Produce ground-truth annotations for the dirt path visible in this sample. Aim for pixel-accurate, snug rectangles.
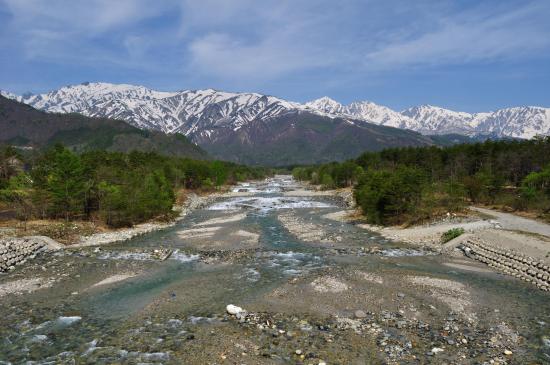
[356,219,497,247]
[470,206,550,237]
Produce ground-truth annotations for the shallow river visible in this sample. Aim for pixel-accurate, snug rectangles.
[0,176,549,364]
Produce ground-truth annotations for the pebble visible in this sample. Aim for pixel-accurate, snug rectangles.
[354,310,367,319]
[503,349,513,356]
[226,304,244,315]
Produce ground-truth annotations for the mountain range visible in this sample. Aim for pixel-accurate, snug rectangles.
[0,95,207,159]
[3,82,549,140]
[305,98,550,139]
[2,82,549,165]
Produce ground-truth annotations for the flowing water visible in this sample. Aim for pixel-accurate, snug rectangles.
[0,176,549,364]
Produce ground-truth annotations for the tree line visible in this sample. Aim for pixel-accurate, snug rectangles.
[0,144,269,227]
[293,137,550,225]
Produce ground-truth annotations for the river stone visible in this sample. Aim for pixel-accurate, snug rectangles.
[226,304,244,315]
[396,320,407,329]
[354,310,367,319]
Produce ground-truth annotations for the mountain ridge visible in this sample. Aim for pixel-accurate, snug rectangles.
[2,82,548,140]
[1,83,437,165]
[0,95,208,159]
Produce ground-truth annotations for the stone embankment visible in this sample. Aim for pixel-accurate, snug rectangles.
[0,236,62,273]
[459,239,550,292]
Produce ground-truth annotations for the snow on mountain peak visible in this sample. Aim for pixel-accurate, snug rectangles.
[305,97,417,129]
[305,96,343,113]
[2,83,549,140]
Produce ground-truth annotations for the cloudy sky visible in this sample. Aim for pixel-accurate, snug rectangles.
[0,0,549,111]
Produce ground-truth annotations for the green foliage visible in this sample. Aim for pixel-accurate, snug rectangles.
[320,173,334,189]
[293,161,363,188]
[519,164,550,212]
[298,137,550,225]
[0,173,33,222]
[355,167,426,225]
[0,144,270,228]
[521,165,550,197]
[441,228,465,243]
[0,145,21,189]
[97,181,127,227]
[32,144,88,220]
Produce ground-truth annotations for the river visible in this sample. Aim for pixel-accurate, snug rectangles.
[0,176,548,364]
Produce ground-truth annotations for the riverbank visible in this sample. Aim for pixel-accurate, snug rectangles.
[322,202,550,294]
[0,188,239,250]
[74,191,224,248]
[1,176,549,364]
[355,209,550,260]
[0,188,237,274]
[323,202,550,257]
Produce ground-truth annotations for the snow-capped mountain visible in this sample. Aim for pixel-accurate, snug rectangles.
[305,97,421,130]
[401,105,479,135]
[1,82,300,138]
[400,104,550,139]
[306,97,550,139]
[1,82,437,165]
[2,82,549,140]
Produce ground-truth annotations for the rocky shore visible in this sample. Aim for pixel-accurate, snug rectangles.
[1,176,549,364]
[0,236,62,273]
[0,191,225,273]
[221,303,518,364]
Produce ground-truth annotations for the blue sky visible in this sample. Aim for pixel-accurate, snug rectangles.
[0,0,549,112]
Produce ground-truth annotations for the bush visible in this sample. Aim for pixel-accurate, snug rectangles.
[441,228,465,243]
[354,166,426,225]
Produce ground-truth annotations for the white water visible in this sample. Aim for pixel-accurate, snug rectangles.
[208,196,333,212]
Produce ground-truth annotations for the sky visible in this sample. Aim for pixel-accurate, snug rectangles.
[0,0,549,112]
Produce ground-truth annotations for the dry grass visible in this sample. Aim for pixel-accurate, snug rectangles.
[0,219,100,244]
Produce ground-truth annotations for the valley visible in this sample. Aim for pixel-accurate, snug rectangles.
[2,1,550,364]
[0,176,549,364]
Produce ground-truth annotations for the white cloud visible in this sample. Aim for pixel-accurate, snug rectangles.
[183,0,345,83]
[363,1,550,69]
[188,31,333,81]
[1,0,549,88]
[183,0,550,84]
[1,0,176,65]
[3,0,166,34]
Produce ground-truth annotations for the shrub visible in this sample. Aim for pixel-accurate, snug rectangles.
[441,227,465,243]
[355,166,426,225]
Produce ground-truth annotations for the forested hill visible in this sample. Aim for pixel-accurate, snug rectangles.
[293,137,550,225]
[0,95,207,159]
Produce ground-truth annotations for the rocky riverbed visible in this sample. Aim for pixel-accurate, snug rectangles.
[0,176,549,364]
